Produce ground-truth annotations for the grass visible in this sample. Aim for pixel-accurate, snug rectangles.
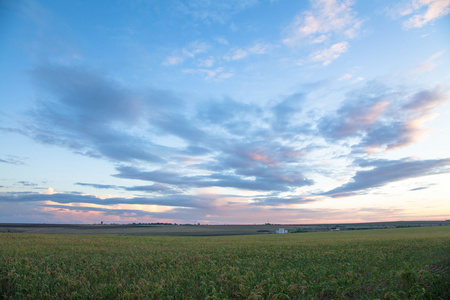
[1,226,449,299]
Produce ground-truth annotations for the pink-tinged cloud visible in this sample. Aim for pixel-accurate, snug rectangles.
[380,87,449,151]
[338,100,390,137]
[402,0,450,29]
[413,51,444,75]
[320,84,448,154]
[403,86,448,113]
[378,87,448,151]
[283,0,362,46]
[310,41,350,65]
[247,151,280,166]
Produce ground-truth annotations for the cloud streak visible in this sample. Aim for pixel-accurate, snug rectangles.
[113,164,314,193]
[323,157,450,197]
[0,155,26,165]
[0,191,205,208]
[75,182,178,194]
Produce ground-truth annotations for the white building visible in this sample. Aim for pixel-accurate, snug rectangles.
[276,228,288,234]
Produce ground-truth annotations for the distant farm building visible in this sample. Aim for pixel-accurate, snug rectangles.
[276,228,288,234]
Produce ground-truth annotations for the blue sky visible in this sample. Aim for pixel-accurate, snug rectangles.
[1,0,449,224]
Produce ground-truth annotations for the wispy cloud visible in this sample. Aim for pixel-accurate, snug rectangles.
[250,196,316,206]
[409,184,435,191]
[283,0,362,46]
[17,181,38,187]
[225,48,249,60]
[323,157,450,198]
[182,67,234,80]
[75,182,178,194]
[309,41,349,66]
[175,0,259,24]
[224,43,269,61]
[413,51,445,75]
[0,155,26,165]
[391,0,450,29]
[163,56,184,66]
[197,56,215,67]
[163,41,210,66]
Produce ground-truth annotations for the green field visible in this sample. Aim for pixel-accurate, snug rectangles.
[1,227,449,299]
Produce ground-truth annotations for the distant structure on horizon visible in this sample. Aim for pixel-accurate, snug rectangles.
[276,228,288,234]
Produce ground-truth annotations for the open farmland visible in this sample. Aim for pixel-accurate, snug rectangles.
[1,227,449,299]
[0,221,448,236]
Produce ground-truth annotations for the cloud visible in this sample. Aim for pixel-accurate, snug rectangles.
[224,43,269,61]
[250,196,316,206]
[125,184,177,193]
[43,187,55,195]
[409,186,430,191]
[0,155,26,165]
[362,86,448,152]
[165,40,268,79]
[319,83,449,154]
[163,41,210,66]
[175,0,258,24]
[271,92,307,132]
[247,43,268,54]
[413,51,444,75]
[75,182,119,190]
[323,157,450,197]
[319,88,392,140]
[215,37,229,45]
[75,182,177,194]
[309,41,349,65]
[12,62,450,217]
[26,64,208,163]
[197,97,262,135]
[17,181,38,187]
[45,204,160,218]
[113,164,314,193]
[283,0,362,46]
[225,48,248,60]
[400,0,450,29]
[19,63,319,197]
[183,67,234,80]
[0,196,409,224]
[163,56,184,66]
[0,191,205,208]
[197,56,215,67]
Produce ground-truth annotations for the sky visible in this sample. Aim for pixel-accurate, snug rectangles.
[1,0,449,225]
